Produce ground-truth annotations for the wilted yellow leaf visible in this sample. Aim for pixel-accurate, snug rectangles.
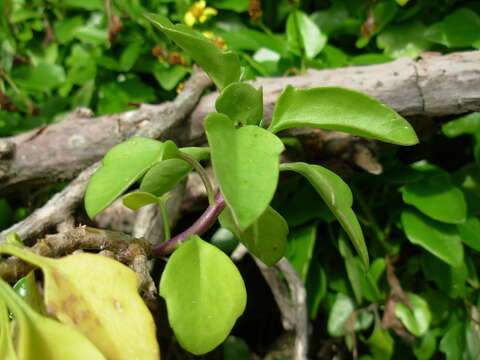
[0,244,160,360]
[0,278,105,360]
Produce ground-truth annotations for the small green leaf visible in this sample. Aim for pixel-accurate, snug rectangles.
[122,192,159,211]
[180,147,210,162]
[140,158,191,197]
[281,162,369,268]
[290,10,327,59]
[206,113,284,230]
[327,293,355,337]
[366,321,394,360]
[154,65,188,91]
[401,209,464,267]
[395,293,431,337]
[442,112,480,137]
[159,236,246,355]
[439,322,464,360]
[13,271,45,315]
[145,14,241,89]
[377,21,432,59]
[413,331,437,360]
[400,169,467,224]
[119,42,143,72]
[12,62,66,91]
[285,224,317,281]
[85,137,167,217]
[269,86,418,146]
[220,206,288,266]
[457,216,480,251]
[215,82,263,126]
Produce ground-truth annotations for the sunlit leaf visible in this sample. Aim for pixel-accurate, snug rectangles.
[122,192,159,210]
[85,137,173,217]
[328,293,354,337]
[281,162,369,268]
[206,113,284,230]
[220,205,288,266]
[288,10,327,59]
[145,14,241,89]
[140,158,191,197]
[159,236,246,355]
[215,82,263,126]
[442,112,480,138]
[268,86,418,146]
[0,244,160,360]
[401,209,464,267]
[0,278,106,360]
[395,293,431,337]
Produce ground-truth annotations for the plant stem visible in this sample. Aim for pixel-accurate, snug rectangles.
[152,192,225,257]
[179,152,215,205]
[158,195,171,242]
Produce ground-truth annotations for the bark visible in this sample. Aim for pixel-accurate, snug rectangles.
[0,51,478,193]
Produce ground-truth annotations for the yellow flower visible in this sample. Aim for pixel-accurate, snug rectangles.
[184,1,218,27]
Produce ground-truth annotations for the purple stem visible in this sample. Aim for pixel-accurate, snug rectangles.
[152,192,226,257]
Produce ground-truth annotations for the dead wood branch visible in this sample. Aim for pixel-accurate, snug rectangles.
[0,51,478,193]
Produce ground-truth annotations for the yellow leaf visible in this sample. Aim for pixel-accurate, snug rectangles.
[0,298,18,360]
[0,278,105,360]
[0,244,160,360]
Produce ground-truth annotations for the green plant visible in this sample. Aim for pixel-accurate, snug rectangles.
[81,14,417,355]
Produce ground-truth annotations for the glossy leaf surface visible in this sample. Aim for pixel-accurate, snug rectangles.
[206,113,284,230]
[140,158,191,197]
[0,278,106,360]
[281,162,368,268]
[401,209,464,267]
[215,82,263,126]
[395,293,431,337]
[269,86,418,146]
[145,14,241,89]
[159,236,246,355]
[220,205,288,266]
[85,137,166,217]
[122,192,159,210]
[0,244,160,360]
[401,170,466,224]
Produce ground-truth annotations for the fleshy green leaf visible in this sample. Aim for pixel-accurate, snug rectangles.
[206,113,284,230]
[285,224,317,281]
[400,169,467,224]
[85,137,172,217]
[366,320,394,360]
[0,278,106,360]
[145,14,241,89]
[215,82,263,126]
[457,216,480,251]
[401,209,464,267]
[122,192,159,210]
[180,147,210,162]
[281,162,369,268]
[140,158,191,197]
[0,244,160,360]
[159,236,246,355]
[327,293,355,337]
[413,331,437,360]
[289,10,327,59]
[442,112,480,138]
[439,322,465,359]
[395,293,431,337]
[268,86,418,146]
[220,205,288,266]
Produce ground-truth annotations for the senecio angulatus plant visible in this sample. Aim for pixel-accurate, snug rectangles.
[84,14,419,355]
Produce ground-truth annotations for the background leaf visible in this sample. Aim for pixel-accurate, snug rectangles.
[215,82,263,126]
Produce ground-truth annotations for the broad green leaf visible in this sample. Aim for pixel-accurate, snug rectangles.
[400,170,467,224]
[327,293,354,337]
[12,62,66,91]
[401,209,464,267]
[85,137,168,217]
[159,236,246,355]
[0,244,160,360]
[413,331,437,360]
[215,82,263,126]
[269,86,418,146]
[0,278,106,360]
[425,8,480,48]
[220,206,288,266]
[290,10,327,59]
[395,293,431,337]
[285,224,317,281]
[377,21,432,59]
[140,158,191,197]
[0,298,17,360]
[206,113,284,230]
[13,271,45,315]
[122,192,159,211]
[145,14,241,89]
[457,216,480,251]
[442,112,480,138]
[366,321,394,360]
[281,162,369,268]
